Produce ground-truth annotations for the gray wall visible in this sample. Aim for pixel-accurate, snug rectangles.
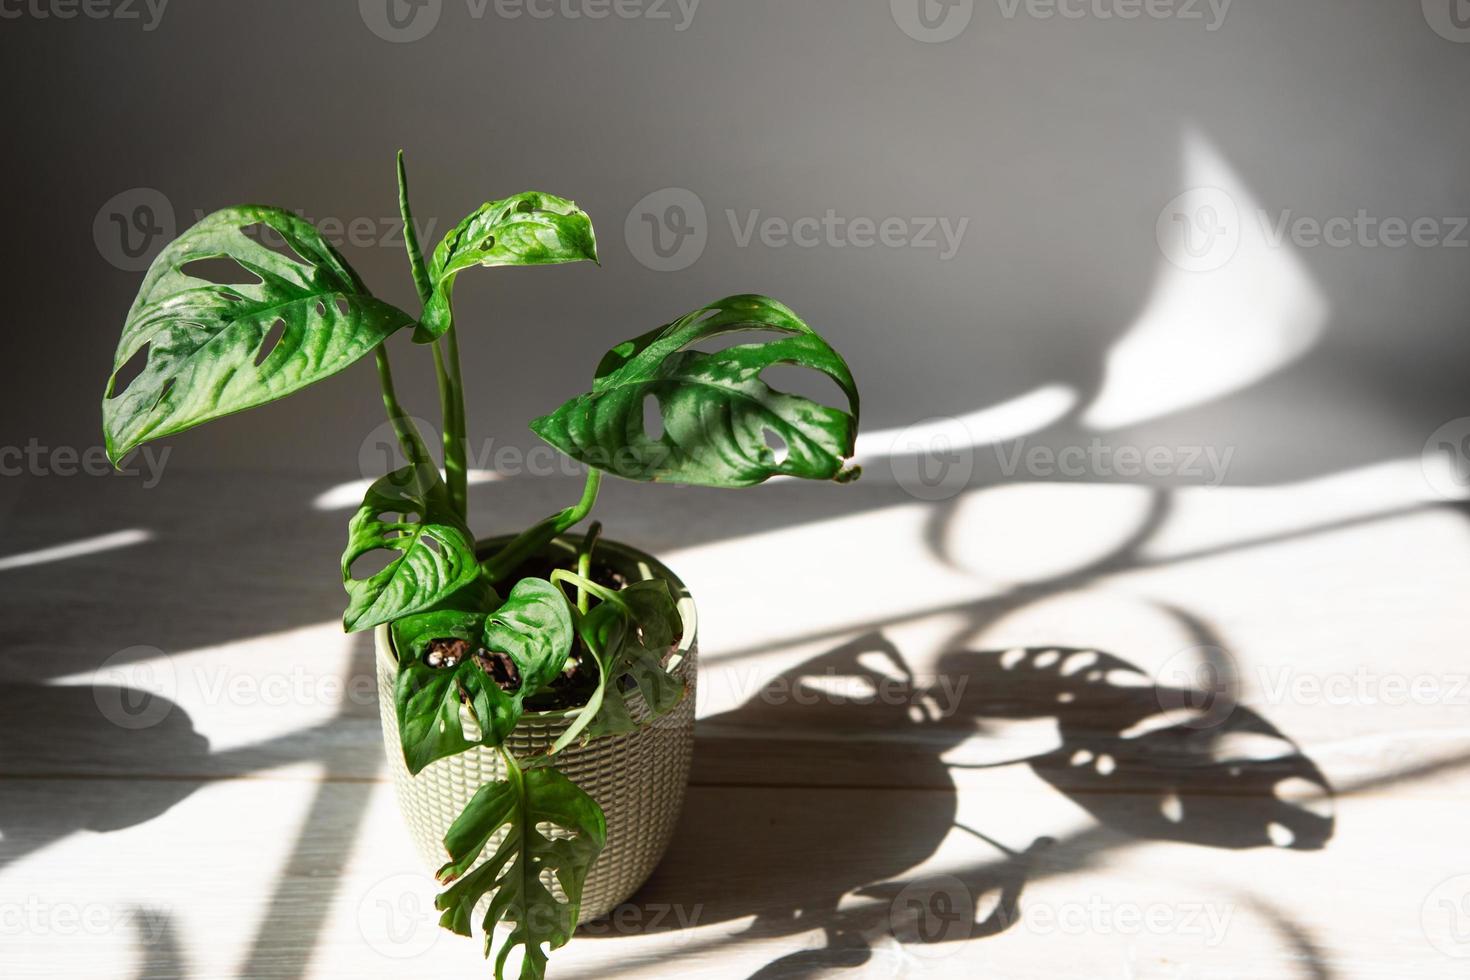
[3,0,1468,486]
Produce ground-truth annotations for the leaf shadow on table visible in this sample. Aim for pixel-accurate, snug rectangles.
[576,631,1336,980]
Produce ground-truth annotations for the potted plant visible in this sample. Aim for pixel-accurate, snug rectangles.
[100,154,861,978]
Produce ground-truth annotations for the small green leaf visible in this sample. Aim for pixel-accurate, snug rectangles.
[531,294,860,487]
[341,465,481,632]
[103,206,414,463]
[390,578,574,773]
[435,761,606,980]
[483,577,576,697]
[417,192,597,342]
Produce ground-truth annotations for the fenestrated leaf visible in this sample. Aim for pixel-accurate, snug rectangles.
[341,465,481,632]
[435,762,606,980]
[417,192,597,342]
[390,578,574,774]
[103,206,414,463]
[393,608,506,775]
[530,294,860,487]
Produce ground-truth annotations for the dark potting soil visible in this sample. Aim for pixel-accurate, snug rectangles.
[417,556,677,713]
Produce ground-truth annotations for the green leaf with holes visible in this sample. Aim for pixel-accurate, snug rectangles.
[391,577,574,773]
[417,192,598,342]
[341,465,482,633]
[435,761,606,980]
[531,294,861,487]
[102,206,414,464]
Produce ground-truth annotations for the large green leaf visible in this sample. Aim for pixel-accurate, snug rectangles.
[417,192,597,342]
[435,762,606,980]
[341,465,481,632]
[391,577,574,774]
[103,206,414,463]
[531,294,861,487]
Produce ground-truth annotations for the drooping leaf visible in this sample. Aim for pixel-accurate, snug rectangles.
[531,294,860,487]
[341,465,481,632]
[585,580,685,738]
[552,579,686,751]
[435,762,607,980]
[417,192,597,342]
[103,206,414,463]
[391,578,574,774]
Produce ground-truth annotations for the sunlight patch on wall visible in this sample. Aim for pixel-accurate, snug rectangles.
[854,383,1077,469]
[312,469,502,510]
[1084,127,1329,430]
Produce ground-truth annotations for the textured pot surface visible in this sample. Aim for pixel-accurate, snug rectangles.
[374,534,698,924]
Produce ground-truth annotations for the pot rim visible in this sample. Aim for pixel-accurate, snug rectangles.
[373,532,698,722]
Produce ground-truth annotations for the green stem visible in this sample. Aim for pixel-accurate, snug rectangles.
[373,345,432,473]
[442,323,470,516]
[574,521,602,614]
[397,150,470,517]
[481,469,603,583]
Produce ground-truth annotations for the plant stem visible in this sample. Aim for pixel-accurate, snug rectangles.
[441,323,470,516]
[575,520,602,614]
[397,150,470,517]
[373,345,432,472]
[481,469,603,583]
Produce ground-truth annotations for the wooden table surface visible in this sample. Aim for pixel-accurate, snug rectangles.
[1,462,1466,979]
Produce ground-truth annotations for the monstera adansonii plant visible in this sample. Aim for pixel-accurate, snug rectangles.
[101,154,860,979]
